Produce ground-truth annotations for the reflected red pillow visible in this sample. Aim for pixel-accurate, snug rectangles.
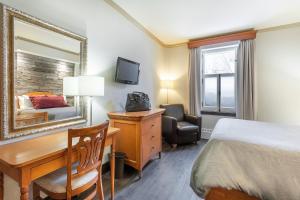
[30,96,68,109]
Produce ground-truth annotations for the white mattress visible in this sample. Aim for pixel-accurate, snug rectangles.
[190,118,300,200]
[20,106,78,120]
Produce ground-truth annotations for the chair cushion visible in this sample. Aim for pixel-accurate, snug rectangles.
[35,166,98,194]
[177,121,199,133]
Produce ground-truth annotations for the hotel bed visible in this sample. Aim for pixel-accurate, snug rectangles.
[17,92,78,121]
[191,118,300,200]
[19,106,78,120]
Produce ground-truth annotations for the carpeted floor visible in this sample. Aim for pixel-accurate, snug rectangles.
[100,140,207,200]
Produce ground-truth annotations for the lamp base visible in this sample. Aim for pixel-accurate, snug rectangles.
[89,96,93,126]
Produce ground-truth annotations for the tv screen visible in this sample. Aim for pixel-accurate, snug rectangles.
[115,57,140,85]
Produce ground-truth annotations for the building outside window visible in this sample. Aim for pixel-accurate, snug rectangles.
[201,43,238,115]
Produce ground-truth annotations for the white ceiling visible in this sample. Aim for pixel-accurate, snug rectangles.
[112,0,300,45]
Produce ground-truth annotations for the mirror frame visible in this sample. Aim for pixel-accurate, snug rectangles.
[0,4,87,140]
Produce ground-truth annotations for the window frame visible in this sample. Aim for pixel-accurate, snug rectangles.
[201,43,238,115]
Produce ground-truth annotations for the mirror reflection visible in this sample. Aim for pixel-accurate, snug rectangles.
[14,18,83,128]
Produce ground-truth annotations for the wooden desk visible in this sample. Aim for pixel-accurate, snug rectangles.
[0,127,119,200]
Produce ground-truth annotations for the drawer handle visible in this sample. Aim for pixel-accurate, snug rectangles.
[151,135,155,139]
[151,146,155,150]
[151,124,155,127]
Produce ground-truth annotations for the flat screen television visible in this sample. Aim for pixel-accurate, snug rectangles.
[115,57,140,85]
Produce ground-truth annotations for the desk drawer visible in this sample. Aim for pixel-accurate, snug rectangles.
[31,156,66,180]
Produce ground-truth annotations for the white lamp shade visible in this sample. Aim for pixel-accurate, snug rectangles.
[63,77,79,96]
[63,76,104,96]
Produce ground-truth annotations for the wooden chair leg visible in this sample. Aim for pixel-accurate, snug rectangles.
[67,191,72,200]
[33,183,41,200]
[0,172,3,200]
[97,175,104,200]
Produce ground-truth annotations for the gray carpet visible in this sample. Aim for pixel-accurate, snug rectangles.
[101,140,207,200]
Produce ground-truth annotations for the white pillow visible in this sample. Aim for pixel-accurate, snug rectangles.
[18,95,33,109]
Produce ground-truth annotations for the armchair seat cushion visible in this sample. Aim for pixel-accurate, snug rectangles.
[177,121,199,134]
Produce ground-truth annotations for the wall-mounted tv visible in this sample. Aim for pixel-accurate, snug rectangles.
[115,57,140,85]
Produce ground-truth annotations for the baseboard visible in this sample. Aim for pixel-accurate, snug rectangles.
[201,128,213,139]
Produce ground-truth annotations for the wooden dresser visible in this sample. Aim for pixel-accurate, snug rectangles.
[108,109,165,177]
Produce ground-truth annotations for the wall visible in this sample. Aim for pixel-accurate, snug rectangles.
[163,45,189,109]
[255,25,300,125]
[0,0,167,199]
[16,52,75,96]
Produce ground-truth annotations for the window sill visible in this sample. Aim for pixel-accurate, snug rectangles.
[201,111,236,117]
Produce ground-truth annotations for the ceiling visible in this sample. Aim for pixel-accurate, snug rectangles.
[15,19,80,53]
[112,0,300,45]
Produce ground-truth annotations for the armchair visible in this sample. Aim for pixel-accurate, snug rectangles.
[160,104,201,147]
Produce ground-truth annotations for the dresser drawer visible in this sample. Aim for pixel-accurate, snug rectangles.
[142,141,160,166]
[149,136,161,156]
[142,129,161,166]
[142,115,161,135]
[143,131,161,148]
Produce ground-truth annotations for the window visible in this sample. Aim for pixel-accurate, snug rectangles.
[201,44,238,114]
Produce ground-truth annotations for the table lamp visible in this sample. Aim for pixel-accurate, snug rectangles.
[63,76,104,126]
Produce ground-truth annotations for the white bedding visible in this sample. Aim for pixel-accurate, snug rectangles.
[190,118,300,200]
[20,106,77,120]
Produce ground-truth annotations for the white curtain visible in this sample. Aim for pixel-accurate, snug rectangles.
[188,48,202,116]
[236,40,255,120]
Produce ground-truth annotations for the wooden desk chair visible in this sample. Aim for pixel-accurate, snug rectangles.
[33,122,109,200]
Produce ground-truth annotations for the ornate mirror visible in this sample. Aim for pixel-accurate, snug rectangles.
[0,4,87,139]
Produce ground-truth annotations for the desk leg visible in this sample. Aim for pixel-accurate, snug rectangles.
[20,169,30,200]
[0,172,3,200]
[20,187,29,200]
[110,137,116,200]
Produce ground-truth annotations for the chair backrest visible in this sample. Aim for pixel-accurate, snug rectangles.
[67,121,109,193]
[160,104,185,121]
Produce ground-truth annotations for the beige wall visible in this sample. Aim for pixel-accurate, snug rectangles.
[255,25,300,125]
[163,45,189,108]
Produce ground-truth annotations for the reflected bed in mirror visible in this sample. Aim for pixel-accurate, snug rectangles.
[14,18,82,128]
[0,4,87,139]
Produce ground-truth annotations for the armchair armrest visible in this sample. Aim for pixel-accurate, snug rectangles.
[162,116,177,136]
[184,114,202,126]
